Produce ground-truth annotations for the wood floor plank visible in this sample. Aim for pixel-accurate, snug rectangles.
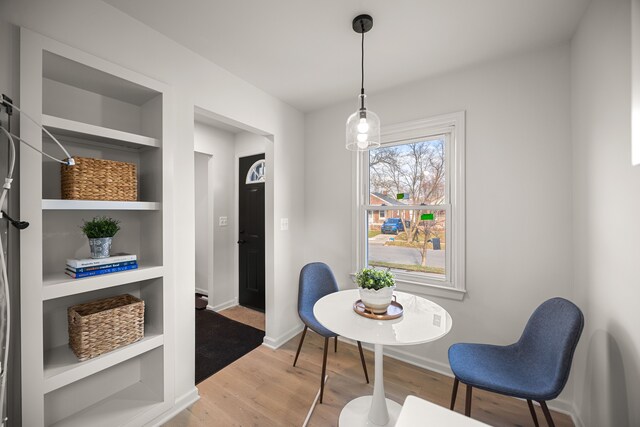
[166,315,574,427]
[218,306,265,331]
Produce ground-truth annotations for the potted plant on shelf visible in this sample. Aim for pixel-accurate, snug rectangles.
[355,267,396,314]
[81,216,121,259]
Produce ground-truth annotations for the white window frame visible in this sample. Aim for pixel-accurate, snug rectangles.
[352,111,466,300]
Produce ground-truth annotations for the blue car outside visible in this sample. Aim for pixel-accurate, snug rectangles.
[381,218,405,234]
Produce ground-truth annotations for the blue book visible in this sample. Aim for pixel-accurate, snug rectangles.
[67,261,138,273]
[65,263,138,279]
[66,253,137,268]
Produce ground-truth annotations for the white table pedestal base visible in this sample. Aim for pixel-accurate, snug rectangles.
[339,396,402,427]
[339,344,401,426]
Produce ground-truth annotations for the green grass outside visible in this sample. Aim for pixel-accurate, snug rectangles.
[369,261,445,275]
[368,230,381,238]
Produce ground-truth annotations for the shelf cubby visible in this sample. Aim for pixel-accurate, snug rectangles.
[44,333,164,393]
[42,210,162,281]
[41,135,161,203]
[42,50,162,140]
[44,347,165,427]
[42,278,164,358]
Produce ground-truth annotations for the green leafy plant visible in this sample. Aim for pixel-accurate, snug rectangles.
[355,268,395,291]
[81,216,121,239]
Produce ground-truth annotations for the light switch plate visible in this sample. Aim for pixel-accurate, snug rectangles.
[280,218,289,231]
[219,216,228,226]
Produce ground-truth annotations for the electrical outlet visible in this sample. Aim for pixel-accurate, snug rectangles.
[280,218,289,231]
[219,216,228,227]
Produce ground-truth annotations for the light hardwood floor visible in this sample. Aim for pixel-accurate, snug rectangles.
[166,323,574,427]
[218,305,265,331]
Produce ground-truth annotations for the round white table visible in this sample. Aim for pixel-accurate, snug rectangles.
[314,289,452,427]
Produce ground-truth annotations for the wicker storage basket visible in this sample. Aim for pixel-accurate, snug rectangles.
[68,294,144,361]
[61,156,137,201]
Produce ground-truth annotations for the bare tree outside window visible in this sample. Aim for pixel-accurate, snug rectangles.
[368,139,446,275]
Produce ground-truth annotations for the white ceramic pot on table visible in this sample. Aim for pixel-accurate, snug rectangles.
[358,285,395,314]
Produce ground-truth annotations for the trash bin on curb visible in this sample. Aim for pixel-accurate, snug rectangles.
[431,237,441,250]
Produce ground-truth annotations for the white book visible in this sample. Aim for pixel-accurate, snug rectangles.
[66,253,137,268]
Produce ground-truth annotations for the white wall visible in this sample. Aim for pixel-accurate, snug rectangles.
[235,131,267,157]
[194,123,236,311]
[305,44,576,407]
[0,0,305,422]
[194,152,211,295]
[571,0,640,425]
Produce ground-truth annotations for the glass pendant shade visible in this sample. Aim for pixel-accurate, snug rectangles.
[346,94,381,151]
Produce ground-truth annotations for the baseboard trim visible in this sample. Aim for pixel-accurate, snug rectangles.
[207,298,237,312]
[568,402,585,427]
[263,324,304,349]
[338,337,580,425]
[195,287,208,296]
[147,387,199,426]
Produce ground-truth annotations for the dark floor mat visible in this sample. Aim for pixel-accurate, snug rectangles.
[195,309,265,384]
[195,293,207,310]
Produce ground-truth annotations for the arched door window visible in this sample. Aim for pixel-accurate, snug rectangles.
[245,159,266,184]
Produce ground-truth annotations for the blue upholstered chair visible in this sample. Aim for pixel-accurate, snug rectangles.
[448,298,583,427]
[294,262,369,403]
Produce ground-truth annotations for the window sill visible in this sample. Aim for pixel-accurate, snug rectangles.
[349,273,466,301]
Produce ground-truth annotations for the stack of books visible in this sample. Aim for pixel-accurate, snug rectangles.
[65,253,138,279]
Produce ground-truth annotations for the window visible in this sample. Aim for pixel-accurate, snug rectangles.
[246,159,266,184]
[355,112,466,296]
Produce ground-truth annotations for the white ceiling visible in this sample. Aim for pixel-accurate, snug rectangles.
[104,0,590,112]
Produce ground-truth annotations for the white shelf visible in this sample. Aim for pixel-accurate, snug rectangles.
[44,334,164,393]
[42,265,164,301]
[50,381,163,427]
[43,199,161,211]
[42,114,160,149]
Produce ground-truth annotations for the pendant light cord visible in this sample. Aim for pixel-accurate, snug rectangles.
[360,26,366,110]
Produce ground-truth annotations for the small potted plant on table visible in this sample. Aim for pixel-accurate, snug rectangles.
[355,268,396,314]
[81,216,121,259]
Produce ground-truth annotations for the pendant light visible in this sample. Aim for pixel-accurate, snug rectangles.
[346,14,380,151]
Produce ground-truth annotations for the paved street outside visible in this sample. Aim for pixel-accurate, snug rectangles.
[368,234,445,269]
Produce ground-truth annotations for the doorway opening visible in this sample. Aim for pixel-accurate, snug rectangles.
[193,107,270,384]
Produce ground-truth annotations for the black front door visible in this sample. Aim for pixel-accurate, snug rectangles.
[238,154,265,311]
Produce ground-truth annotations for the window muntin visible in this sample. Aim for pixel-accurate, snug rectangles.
[245,159,266,184]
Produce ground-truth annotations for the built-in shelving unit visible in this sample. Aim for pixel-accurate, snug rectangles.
[20,28,173,427]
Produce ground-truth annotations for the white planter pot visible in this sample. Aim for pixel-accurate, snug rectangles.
[359,285,395,314]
